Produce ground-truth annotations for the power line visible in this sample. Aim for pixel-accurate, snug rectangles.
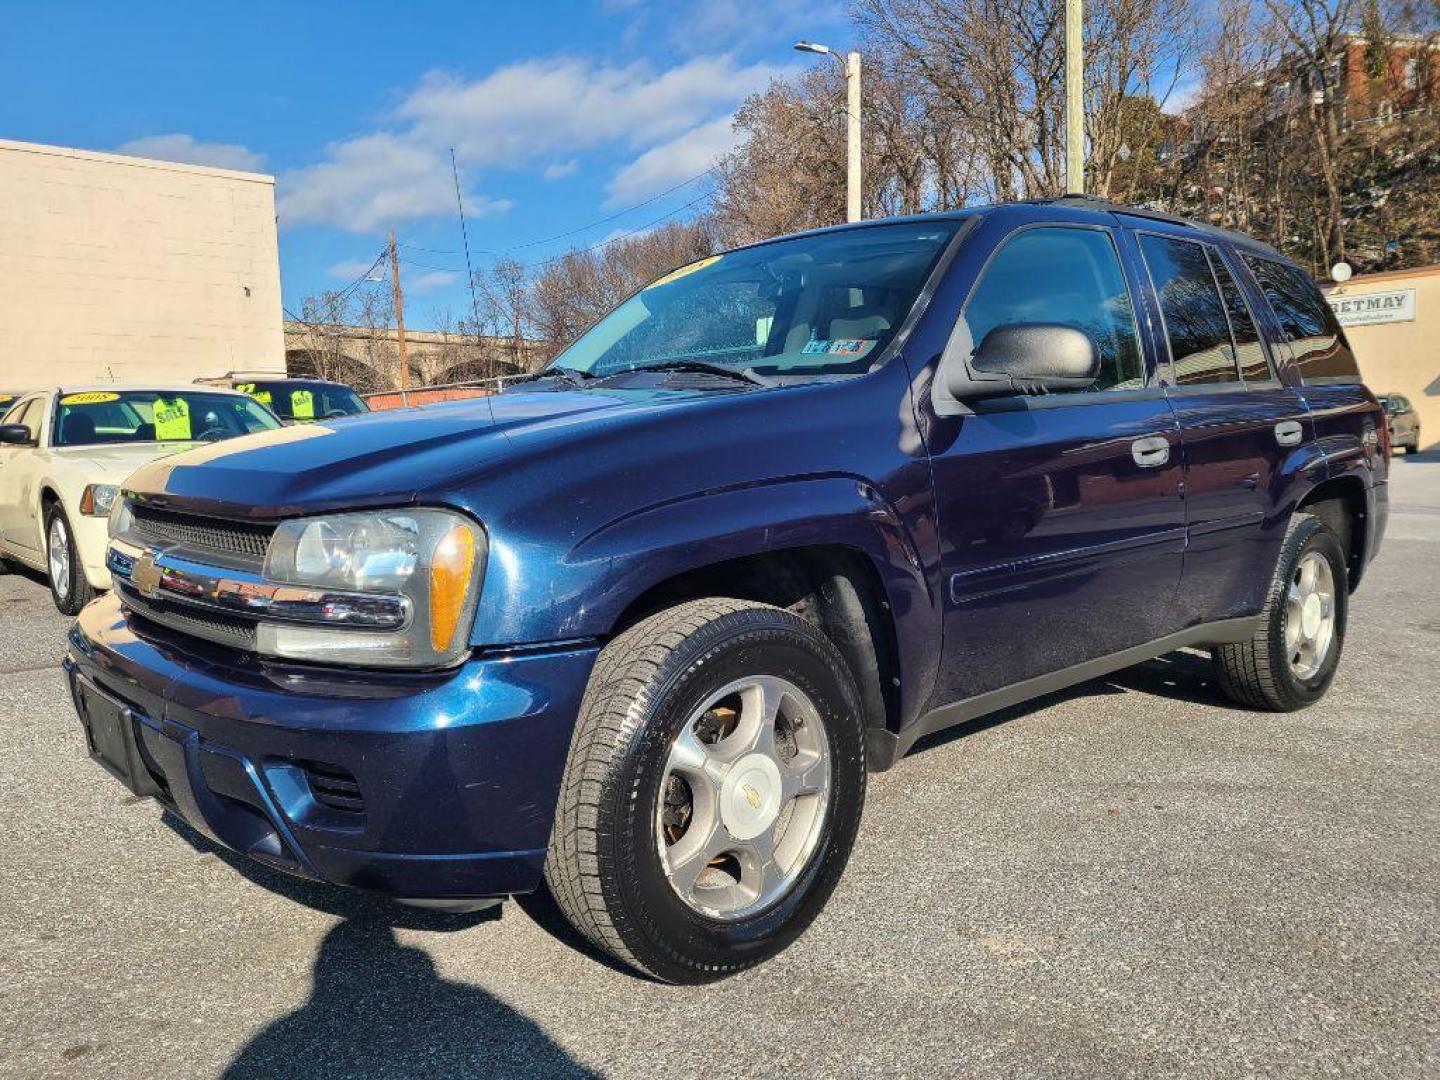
[400,255,464,274]
[527,186,718,271]
[492,163,723,256]
[397,239,458,255]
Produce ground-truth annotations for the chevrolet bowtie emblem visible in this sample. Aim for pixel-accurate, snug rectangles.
[131,552,162,599]
[743,784,762,811]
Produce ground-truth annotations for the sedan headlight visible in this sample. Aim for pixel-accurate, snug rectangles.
[80,483,121,518]
[260,508,485,668]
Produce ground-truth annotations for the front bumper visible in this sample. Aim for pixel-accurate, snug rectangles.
[65,593,597,898]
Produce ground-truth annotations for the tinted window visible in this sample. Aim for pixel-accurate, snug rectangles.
[1139,234,1239,385]
[6,399,43,441]
[1241,255,1361,381]
[964,226,1143,391]
[1209,252,1272,381]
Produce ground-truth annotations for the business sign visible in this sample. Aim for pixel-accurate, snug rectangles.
[1326,288,1416,327]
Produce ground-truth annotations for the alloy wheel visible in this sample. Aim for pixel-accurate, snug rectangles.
[1285,550,1336,680]
[48,517,70,597]
[656,675,831,921]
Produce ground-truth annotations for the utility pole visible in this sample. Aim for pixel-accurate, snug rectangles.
[1065,0,1085,194]
[795,41,863,222]
[388,229,411,391]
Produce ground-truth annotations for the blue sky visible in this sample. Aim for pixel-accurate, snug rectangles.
[1,0,851,327]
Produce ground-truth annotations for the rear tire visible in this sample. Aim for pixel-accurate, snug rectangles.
[45,505,96,616]
[544,598,867,983]
[1212,513,1347,711]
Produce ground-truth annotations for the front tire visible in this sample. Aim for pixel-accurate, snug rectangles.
[544,598,867,983]
[45,505,96,616]
[1212,513,1347,711]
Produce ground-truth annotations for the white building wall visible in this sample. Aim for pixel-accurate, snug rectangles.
[0,139,283,390]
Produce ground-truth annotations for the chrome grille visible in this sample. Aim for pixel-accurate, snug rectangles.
[118,581,258,651]
[129,504,275,563]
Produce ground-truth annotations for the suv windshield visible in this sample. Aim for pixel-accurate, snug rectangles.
[237,381,369,421]
[53,390,281,447]
[552,220,964,379]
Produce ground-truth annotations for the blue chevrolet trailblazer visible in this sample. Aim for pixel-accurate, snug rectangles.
[66,199,1387,982]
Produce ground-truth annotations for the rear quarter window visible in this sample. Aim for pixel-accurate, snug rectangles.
[1241,255,1361,382]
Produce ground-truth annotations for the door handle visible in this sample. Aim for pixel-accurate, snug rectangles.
[1131,435,1170,468]
[1275,420,1303,447]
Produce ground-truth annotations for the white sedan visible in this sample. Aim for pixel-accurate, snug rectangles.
[0,385,281,613]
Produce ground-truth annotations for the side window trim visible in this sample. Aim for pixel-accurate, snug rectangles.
[1134,229,1244,387]
[1203,245,1278,385]
[1215,245,1285,384]
[954,220,1151,400]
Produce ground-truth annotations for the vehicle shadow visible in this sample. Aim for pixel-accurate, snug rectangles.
[223,916,601,1079]
[163,811,639,976]
[162,812,498,931]
[908,647,1228,757]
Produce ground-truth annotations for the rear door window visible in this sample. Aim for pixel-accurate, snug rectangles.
[1241,255,1361,381]
[1138,234,1240,385]
[1209,252,1273,381]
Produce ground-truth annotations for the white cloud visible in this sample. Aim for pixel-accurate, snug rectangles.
[279,133,510,233]
[543,159,579,180]
[605,115,738,206]
[278,54,785,234]
[407,270,461,294]
[326,258,384,281]
[116,133,266,172]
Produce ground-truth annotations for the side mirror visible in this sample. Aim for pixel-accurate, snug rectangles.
[950,323,1100,402]
[0,424,34,446]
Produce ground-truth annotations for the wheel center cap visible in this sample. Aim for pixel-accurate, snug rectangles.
[720,753,783,841]
[1301,593,1324,638]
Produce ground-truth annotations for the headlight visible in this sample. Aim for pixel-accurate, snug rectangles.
[260,508,484,668]
[80,484,121,518]
[107,496,134,538]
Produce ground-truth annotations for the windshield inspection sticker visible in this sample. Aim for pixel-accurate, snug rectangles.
[802,339,832,354]
[829,339,874,356]
[60,391,121,406]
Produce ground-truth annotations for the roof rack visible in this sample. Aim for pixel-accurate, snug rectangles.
[1017,194,1282,255]
[192,369,290,383]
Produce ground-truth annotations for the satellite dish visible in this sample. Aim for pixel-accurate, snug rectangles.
[1331,262,1353,283]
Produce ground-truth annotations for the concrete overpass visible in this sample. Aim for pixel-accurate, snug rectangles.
[279,320,546,392]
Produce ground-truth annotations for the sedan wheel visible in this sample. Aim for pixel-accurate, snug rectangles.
[44,505,97,615]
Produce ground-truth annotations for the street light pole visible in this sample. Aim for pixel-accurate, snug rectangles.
[845,50,862,222]
[1065,0,1085,194]
[795,41,863,222]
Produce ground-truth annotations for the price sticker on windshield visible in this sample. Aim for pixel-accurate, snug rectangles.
[290,389,315,420]
[60,391,121,405]
[153,397,192,440]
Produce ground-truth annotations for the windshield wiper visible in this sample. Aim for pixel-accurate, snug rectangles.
[509,366,596,388]
[612,360,772,388]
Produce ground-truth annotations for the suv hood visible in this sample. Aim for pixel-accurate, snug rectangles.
[121,388,694,518]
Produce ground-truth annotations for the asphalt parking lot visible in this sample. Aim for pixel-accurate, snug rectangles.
[2,459,1437,1080]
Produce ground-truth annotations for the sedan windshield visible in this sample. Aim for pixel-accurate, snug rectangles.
[240,381,369,421]
[53,390,281,447]
[551,220,964,379]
